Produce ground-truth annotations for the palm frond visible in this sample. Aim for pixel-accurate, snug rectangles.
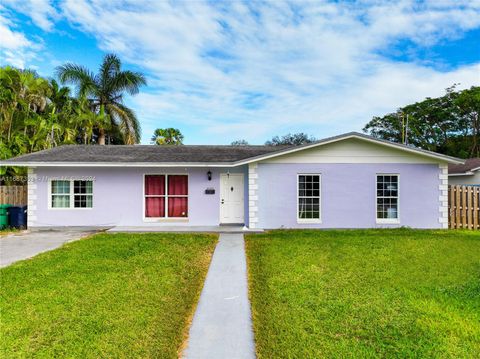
[100,54,121,83]
[111,71,147,96]
[55,63,97,98]
[107,103,141,144]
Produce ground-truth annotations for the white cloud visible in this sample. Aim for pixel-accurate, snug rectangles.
[5,0,480,143]
[3,0,58,31]
[0,7,40,68]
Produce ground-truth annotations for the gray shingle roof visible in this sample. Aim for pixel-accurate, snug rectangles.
[448,158,480,174]
[2,144,287,164]
[0,132,464,166]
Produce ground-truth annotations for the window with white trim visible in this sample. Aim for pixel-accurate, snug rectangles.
[51,180,93,208]
[145,175,188,218]
[298,174,321,221]
[376,175,399,222]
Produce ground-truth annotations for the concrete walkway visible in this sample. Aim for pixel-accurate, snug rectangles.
[0,230,96,268]
[183,233,255,359]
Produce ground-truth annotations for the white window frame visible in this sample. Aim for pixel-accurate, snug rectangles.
[48,178,94,210]
[143,173,189,221]
[376,174,400,224]
[297,173,322,223]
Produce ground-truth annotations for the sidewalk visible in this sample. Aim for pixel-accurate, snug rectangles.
[0,230,95,268]
[183,233,255,359]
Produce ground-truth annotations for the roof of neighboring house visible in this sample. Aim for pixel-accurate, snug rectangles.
[0,132,464,167]
[448,158,480,175]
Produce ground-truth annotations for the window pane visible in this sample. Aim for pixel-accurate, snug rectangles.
[73,180,93,194]
[145,175,165,195]
[52,195,70,208]
[74,195,86,208]
[74,180,82,194]
[168,175,188,195]
[74,181,89,194]
[386,182,397,190]
[298,198,320,219]
[386,208,397,219]
[52,180,70,194]
[298,182,306,196]
[168,197,188,217]
[146,197,165,217]
[299,197,306,218]
[74,195,93,208]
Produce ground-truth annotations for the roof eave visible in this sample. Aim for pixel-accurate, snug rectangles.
[0,161,238,168]
[448,171,475,176]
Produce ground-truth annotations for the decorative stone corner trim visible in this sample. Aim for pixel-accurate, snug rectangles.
[248,163,259,228]
[438,163,448,229]
[27,167,37,227]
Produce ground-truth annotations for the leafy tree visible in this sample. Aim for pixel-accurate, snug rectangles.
[0,64,142,181]
[265,132,316,146]
[56,54,146,145]
[455,86,480,157]
[0,67,22,143]
[363,85,480,158]
[231,139,249,146]
[151,128,184,145]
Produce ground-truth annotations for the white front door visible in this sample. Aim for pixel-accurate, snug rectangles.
[220,173,244,224]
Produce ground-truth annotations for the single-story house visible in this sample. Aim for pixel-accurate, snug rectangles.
[448,158,480,186]
[0,132,463,230]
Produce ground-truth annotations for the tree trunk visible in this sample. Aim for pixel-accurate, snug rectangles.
[471,113,479,157]
[98,128,106,145]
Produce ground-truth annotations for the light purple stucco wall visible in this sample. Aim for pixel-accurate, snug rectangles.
[256,163,441,229]
[32,166,248,228]
[32,163,441,229]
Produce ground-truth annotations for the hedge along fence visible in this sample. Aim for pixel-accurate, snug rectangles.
[0,186,27,206]
[449,185,480,230]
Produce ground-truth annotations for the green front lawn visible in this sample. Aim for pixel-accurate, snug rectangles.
[0,232,217,358]
[246,229,480,358]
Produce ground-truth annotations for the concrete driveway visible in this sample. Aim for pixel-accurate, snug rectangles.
[0,230,97,268]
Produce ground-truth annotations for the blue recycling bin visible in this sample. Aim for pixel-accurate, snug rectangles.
[8,205,27,229]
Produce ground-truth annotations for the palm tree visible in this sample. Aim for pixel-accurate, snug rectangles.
[55,54,146,145]
[151,128,184,145]
[75,99,110,144]
[48,79,71,111]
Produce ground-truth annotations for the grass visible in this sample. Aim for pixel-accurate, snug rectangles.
[246,229,480,358]
[0,232,217,358]
[0,227,20,236]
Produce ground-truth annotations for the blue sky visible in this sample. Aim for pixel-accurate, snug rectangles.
[1,0,479,144]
